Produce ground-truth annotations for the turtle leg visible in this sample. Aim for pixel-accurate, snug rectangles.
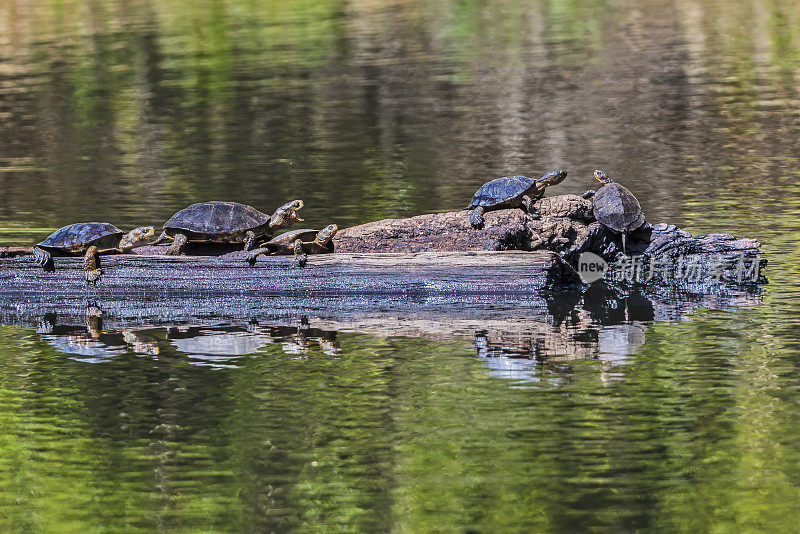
[83,245,102,285]
[33,247,54,271]
[521,195,534,213]
[469,207,485,229]
[245,247,270,266]
[164,233,188,256]
[581,190,596,200]
[243,230,257,252]
[292,240,308,268]
[521,194,542,219]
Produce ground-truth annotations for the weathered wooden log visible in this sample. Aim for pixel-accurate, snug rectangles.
[334,194,766,287]
[0,250,572,297]
[599,223,767,288]
[0,194,765,297]
[334,195,761,259]
[333,209,532,253]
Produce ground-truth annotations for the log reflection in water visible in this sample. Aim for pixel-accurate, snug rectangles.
[13,283,761,381]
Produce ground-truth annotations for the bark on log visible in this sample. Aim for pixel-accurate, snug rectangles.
[334,194,766,287]
[334,194,760,259]
[332,196,596,253]
[0,246,33,257]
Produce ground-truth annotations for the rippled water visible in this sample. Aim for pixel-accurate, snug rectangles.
[2,0,800,531]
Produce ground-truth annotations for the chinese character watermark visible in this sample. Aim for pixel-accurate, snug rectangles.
[578,252,762,285]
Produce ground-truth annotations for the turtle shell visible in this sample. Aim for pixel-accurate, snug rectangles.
[593,183,645,233]
[164,201,272,241]
[467,176,537,209]
[37,222,124,253]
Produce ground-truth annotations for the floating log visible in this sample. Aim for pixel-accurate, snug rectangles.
[0,250,572,297]
[0,194,765,297]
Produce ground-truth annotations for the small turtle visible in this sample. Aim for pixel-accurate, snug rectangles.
[245,224,337,268]
[582,170,645,253]
[154,200,304,255]
[466,170,568,229]
[33,223,155,283]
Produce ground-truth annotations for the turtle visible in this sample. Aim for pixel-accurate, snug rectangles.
[245,224,337,268]
[33,223,155,283]
[582,170,645,254]
[466,170,568,229]
[154,200,304,255]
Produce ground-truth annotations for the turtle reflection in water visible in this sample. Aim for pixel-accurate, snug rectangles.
[37,309,161,359]
[168,327,273,365]
[266,322,341,356]
[245,224,338,268]
[33,223,154,283]
[153,200,304,255]
[466,170,568,229]
[167,322,340,365]
[582,170,645,254]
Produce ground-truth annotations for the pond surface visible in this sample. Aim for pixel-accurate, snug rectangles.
[1,0,800,531]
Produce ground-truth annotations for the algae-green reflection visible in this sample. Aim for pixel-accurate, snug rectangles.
[0,326,455,531]
[1,299,800,532]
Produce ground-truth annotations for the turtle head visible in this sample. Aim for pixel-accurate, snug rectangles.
[119,226,156,250]
[541,169,568,186]
[270,200,304,230]
[594,170,613,185]
[315,224,338,246]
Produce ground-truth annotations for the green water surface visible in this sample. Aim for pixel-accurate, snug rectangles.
[2,0,800,531]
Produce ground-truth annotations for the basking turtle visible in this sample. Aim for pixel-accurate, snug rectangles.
[155,200,304,255]
[33,223,155,283]
[466,170,568,229]
[583,170,645,253]
[245,224,337,268]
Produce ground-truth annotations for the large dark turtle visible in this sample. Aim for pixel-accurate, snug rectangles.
[245,224,337,268]
[466,170,568,229]
[155,200,304,255]
[33,223,155,283]
[583,170,645,253]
